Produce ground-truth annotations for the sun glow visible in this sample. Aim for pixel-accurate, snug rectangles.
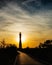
[16,35,26,43]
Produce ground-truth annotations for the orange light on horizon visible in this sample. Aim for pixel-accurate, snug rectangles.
[16,34,26,44]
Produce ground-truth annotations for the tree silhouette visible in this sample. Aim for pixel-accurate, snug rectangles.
[0,39,6,48]
[39,40,52,48]
[39,43,42,48]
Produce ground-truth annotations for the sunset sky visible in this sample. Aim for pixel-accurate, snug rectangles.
[0,0,52,48]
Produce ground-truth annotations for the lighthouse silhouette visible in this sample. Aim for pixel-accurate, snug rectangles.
[19,32,22,49]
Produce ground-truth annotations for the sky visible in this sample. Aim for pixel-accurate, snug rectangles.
[0,0,52,48]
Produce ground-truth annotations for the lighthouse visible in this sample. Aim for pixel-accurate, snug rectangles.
[19,32,22,49]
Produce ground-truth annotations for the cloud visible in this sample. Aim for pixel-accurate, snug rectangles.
[0,1,52,37]
[0,0,52,12]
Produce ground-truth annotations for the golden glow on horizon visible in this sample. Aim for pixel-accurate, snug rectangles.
[16,35,26,44]
[0,32,52,48]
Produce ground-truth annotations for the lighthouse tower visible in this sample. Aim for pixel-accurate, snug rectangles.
[19,32,22,49]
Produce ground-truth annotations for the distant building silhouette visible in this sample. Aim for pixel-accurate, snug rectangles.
[19,32,22,49]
